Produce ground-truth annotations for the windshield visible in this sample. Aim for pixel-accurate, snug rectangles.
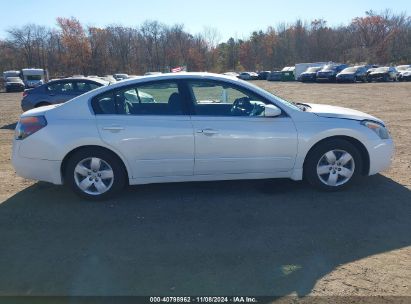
[242,80,302,111]
[341,67,357,73]
[321,64,336,71]
[27,75,42,81]
[306,67,320,72]
[374,67,389,72]
[6,77,21,82]
[397,65,410,71]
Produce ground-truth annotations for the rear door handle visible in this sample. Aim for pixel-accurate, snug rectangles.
[197,128,218,135]
[102,126,124,132]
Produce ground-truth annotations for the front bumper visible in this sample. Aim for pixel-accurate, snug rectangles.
[368,138,394,175]
[399,75,411,81]
[12,140,63,185]
[336,75,355,82]
[300,74,316,82]
[316,74,336,82]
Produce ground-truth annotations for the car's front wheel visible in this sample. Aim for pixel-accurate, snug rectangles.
[64,148,127,200]
[304,139,363,191]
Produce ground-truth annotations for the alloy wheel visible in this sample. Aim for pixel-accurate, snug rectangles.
[73,157,114,195]
[316,149,355,187]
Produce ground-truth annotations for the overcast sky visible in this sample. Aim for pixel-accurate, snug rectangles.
[0,0,409,41]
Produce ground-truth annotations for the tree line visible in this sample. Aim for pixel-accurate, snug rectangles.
[0,10,410,77]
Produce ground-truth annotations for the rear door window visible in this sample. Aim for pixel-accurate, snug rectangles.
[47,82,75,94]
[76,81,101,93]
[92,81,186,115]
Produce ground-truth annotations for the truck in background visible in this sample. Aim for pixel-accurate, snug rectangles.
[3,70,21,79]
[21,68,47,88]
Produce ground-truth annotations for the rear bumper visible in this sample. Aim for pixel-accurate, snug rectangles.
[12,140,63,185]
[6,85,25,92]
[368,138,394,175]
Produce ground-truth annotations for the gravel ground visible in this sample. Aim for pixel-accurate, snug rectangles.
[0,82,410,298]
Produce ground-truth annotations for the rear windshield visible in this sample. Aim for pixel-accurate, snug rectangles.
[6,77,21,82]
[374,67,389,72]
[27,75,42,81]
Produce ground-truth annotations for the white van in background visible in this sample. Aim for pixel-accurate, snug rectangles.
[3,70,21,79]
[21,68,47,88]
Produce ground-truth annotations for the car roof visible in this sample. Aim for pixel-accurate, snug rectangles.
[48,77,109,85]
[85,72,256,96]
[110,72,240,84]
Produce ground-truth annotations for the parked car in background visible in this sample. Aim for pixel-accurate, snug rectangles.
[294,62,327,80]
[316,64,348,82]
[267,71,282,81]
[336,66,368,83]
[99,75,117,83]
[222,72,240,78]
[144,72,162,76]
[113,73,129,81]
[298,67,322,82]
[238,72,259,80]
[12,72,394,200]
[396,65,411,73]
[5,77,25,92]
[397,67,411,81]
[367,67,398,82]
[21,77,108,111]
[258,71,271,80]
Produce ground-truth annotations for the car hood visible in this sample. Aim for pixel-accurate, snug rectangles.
[301,72,316,75]
[305,103,384,125]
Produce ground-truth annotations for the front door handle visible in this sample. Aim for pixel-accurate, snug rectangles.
[102,126,124,132]
[197,128,218,135]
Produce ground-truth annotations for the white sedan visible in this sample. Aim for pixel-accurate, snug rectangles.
[12,73,394,200]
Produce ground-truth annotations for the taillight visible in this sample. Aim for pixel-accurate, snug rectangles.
[15,116,47,140]
[22,90,28,98]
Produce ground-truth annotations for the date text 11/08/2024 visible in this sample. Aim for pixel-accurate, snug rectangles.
[150,296,258,303]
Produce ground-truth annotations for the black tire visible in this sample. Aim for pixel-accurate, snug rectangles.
[64,148,127,200]
[304,138,363,191]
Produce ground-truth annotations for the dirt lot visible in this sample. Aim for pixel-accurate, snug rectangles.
[0,82,410,297]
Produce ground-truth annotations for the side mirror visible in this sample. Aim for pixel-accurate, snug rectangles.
[264,104,281,117]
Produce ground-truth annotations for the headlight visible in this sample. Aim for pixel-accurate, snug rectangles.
[361,120,390,139]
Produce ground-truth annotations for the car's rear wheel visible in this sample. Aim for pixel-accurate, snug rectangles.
[64,148,127,200]
[304,139,363,191]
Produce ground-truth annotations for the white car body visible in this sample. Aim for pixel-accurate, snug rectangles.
[12,73,393,191]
